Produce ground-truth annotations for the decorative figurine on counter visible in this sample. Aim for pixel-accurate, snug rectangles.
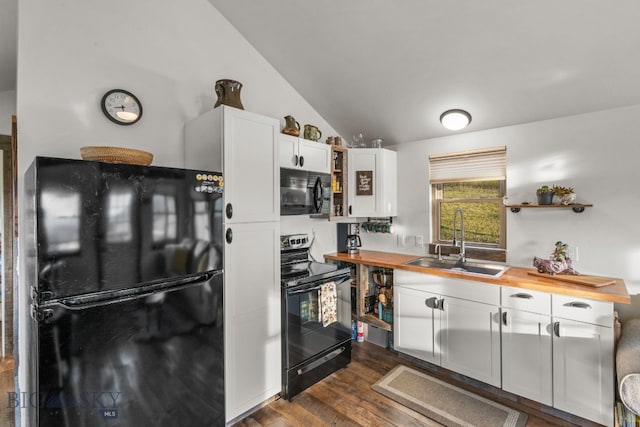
[533,241,579,275]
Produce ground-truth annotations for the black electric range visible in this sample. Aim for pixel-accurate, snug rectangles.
[279,234,353,400]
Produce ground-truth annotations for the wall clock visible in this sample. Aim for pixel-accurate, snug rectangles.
[101,89,143,125]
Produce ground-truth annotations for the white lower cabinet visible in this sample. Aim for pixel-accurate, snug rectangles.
[224,221,281,422]
[395,273,615,427]
[501,286,553,406]
[394,271,501,387]
[552,297,614,426]
[394,286,441,364]
[440,296,501,387]
[502,309,553,406]
[501,309,553,405]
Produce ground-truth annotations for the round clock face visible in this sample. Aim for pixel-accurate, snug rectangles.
[101,89,143,125]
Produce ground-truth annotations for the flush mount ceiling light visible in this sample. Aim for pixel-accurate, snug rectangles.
[440,109,472,131]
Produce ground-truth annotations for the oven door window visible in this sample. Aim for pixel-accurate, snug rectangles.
[286,278,351,368]
[299,292,320,325]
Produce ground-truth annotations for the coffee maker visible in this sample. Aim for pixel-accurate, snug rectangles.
[337,223,362,254]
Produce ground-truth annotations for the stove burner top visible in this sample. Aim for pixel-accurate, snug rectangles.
[282,261,340,280]
[280,233,351,288]
[281,261,351,288]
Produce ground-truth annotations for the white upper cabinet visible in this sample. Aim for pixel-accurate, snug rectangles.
[279,134,331,174]
[348,148,397,217]
[185,106,280,224]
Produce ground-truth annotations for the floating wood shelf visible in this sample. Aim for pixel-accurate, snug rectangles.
[506,203,593,213]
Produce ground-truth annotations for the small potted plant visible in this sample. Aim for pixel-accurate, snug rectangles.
[552,185,576,205]
[536,185,554,205]
[533,241,579,275]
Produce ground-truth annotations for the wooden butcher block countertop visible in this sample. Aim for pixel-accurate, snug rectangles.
[324,250,631,304]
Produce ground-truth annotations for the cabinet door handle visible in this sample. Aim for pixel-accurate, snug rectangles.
[225,203,233,220]
[553,321,560,337]
[564,301,592,309]
[511,293,533,300]
[425,297,438,309]
[225,228,233,244]
[299,156,305,167]
[437,298,445,311]
[294,154,299,166]
[502,311,508,326]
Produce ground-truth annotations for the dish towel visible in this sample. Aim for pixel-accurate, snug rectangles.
[320,281,337,327]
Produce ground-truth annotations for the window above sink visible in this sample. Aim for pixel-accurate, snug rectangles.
[429,146,507,263]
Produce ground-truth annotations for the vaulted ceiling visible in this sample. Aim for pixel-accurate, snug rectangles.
[209,0,640,145]
[3,1,640,146]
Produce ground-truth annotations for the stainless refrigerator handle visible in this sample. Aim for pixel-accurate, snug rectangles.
[42,271,222,312]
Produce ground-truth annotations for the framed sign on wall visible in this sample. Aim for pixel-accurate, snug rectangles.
[356,170,373,196]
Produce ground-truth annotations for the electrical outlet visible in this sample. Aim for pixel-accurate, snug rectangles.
[574,246,579,262]
[415,235,424,247]
[397,234,405,246]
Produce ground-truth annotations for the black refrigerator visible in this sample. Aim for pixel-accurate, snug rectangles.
[24,157,225,426]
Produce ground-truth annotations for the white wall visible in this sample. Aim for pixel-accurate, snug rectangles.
[16,0,338,173]
[15,1,338,425]
[360,104,640,319]
[0,90,16,135]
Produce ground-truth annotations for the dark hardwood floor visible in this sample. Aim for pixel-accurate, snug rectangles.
[0,343,602,427]
[234,341,601,427]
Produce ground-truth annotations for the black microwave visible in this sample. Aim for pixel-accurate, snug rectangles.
[280,168,331,216]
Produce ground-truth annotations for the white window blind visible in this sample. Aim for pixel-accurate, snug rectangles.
[429,146,506,184]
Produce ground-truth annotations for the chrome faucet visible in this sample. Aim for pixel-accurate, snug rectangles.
[452,208,465,262]
[434,243,442,260]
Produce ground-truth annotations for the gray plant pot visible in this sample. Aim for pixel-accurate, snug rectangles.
[537,192,554,205]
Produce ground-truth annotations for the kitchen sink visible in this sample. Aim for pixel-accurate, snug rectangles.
[405,257,509,278]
